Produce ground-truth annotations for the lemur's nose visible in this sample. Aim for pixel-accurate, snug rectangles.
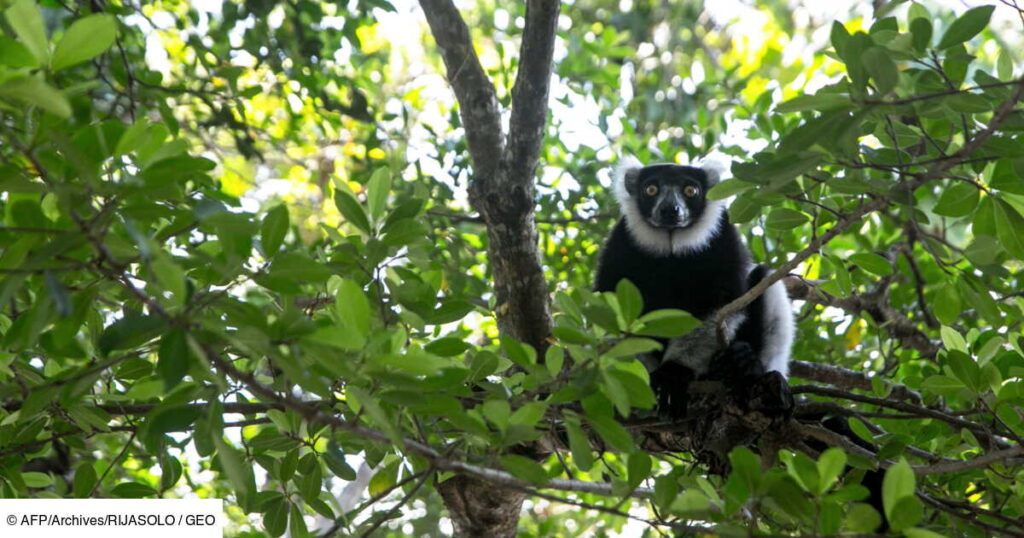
[659,205,683,221]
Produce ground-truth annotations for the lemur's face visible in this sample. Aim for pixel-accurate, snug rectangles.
[629,165,709,229]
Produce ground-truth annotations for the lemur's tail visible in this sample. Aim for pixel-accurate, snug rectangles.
[734,265,769,358]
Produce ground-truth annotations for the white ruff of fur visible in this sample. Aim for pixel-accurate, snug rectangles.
[758,277,794,378]
[613,156,727,256]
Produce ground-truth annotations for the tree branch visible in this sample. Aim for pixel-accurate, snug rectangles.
[418,0,503,178]
[911,446,1024,475]
[789,359,923,403]
[784,275,940,358]
[792,384,1012,448]
[419,0,558,352]
[502,0,559,183]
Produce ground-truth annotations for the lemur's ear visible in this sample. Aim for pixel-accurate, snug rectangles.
[697,158,728,187]
[614,155,643,196]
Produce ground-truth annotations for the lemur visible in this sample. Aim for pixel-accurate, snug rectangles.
[594,156,794,416]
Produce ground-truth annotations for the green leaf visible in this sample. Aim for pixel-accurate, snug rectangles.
[816,448,847,494]
[113,118,154,156]
[932,182,980,217]
[583,302,621,333]
[606,367,654,410]
[4,0,48,64]
[888,495,924,531]
[932,283,962,326]
[151,255,186,304]
[990,159,1024,195]
[586,414,634,452]
[261,204,289,255]
[937,5,994,50]
[627,452,652,490]
[263,498,289,538]
[0,75,71,117]
[992,199,1024,260]
[275,253,334,284]
[146,405,201,438]
[482,398,510,431]
[110,481,159,498]
[157,328,193,390]
[73,462,97,498]
[368,460,399,497]
[601,368,631,417]
[784,452,820,493]
[467,351,499,382]
[501,337,537,367]
[424,337,471,357]
[509,401,548,429]
[844,502,883,533]
[940,325,968,352]
[51,14,117,70]
[545,346,565,378]
[997,48,1014,80]
[347,386,402,446]
[499,455,548,486]
[921,374,964,396]
[288,504,307,537]
[565,416,594,471]
[843,32,875,90]
[765,208,809,231]
[366,167,391,224]
[882,458,915,523]
[946,350,982,393]
[849,253,892,276]
[44,270,71,317]
[604,337,661,359]
[427,299,475,324]
[615,279,643,326]
[862,47,899,94]
[333,189,371,234]
[636,309,700,338]
[551,326,594,345]
[214,437,256,508]
[706,178,756,200]
[98,313,167,355]
[728,193,761,223]
[728,447,762,492]
[0,36,38,68]
[830,20,851,58]
[22,471,53,488]
[654,475,680,511]
[909,18,932,53]
[306,324,364,350]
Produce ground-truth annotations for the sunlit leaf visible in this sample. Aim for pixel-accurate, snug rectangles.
[51,14,117,70]
[937,5,994,49]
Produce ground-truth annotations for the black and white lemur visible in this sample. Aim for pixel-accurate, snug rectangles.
[594,156,886,526]
[594,156,794,415]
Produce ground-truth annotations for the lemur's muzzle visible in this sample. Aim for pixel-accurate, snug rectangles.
[651,196,691,228]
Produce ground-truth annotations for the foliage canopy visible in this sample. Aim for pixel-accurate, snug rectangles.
[1,0,1024,536]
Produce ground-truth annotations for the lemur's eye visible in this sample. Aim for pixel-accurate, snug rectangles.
[683,185,699,198]
[644,184,659,196]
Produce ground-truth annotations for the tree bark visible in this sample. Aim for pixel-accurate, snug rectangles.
[437,475,528,538]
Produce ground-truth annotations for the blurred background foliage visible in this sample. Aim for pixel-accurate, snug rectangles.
[2,0,1024,535]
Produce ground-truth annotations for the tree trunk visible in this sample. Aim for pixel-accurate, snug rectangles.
[418,0,559,533]
[437,475,527,538]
